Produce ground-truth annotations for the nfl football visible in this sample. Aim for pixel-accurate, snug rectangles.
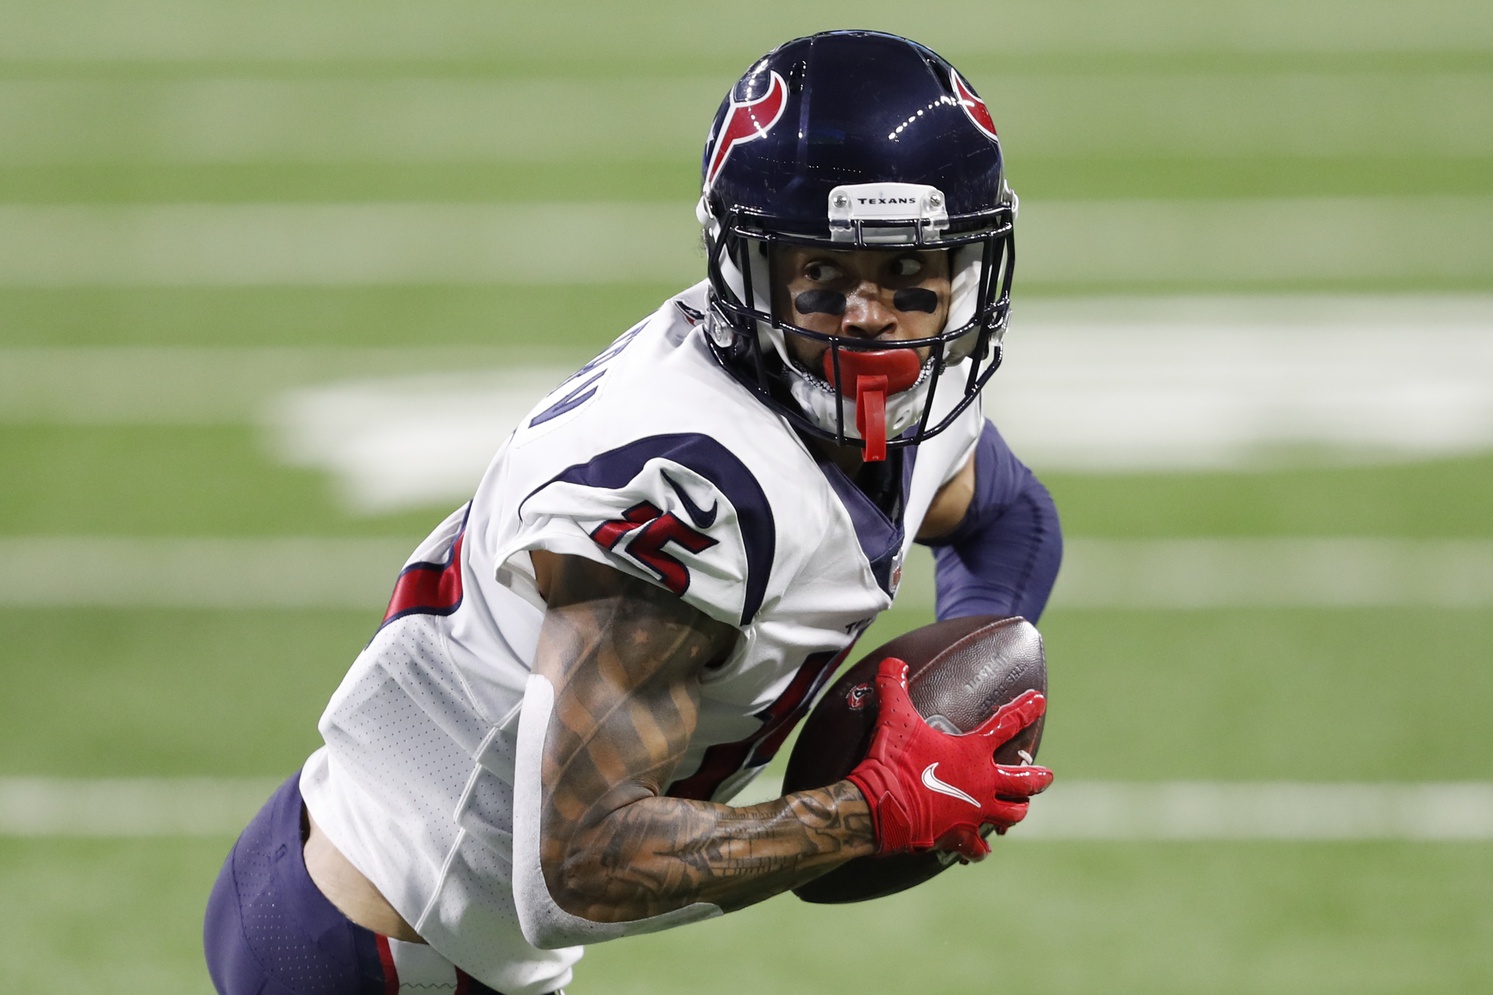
[782,614,1046,904]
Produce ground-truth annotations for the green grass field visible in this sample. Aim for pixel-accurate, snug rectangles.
[2,1,1491,992]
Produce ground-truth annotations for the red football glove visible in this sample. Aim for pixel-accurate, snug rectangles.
[846,657,1053,862]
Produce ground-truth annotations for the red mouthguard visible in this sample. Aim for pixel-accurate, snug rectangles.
[822,349,921,462]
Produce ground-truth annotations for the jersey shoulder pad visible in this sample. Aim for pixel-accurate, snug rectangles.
[517,432,776,627]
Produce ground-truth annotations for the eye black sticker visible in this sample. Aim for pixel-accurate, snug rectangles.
[893,288,939,313]
[794,290,847,316]
[794,287,940,316]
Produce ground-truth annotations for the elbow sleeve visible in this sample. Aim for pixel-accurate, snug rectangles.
[923,421,1063,623]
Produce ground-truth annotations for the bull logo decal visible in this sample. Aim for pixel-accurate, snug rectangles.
[704,70,788,190]
[951,69,999,142]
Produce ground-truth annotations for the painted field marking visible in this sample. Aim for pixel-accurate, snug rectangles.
[6,298,1489,504]
[4,776,1490,841]
[6,316,1491,484]
[5,299,1491,473]
[1042,538,1493,610]
[257,321,1493,510]
[0,198,1489,287]
[0,537,411,610]
[0,346,531,425]
[1018,781,1493,842]
[257,299,1493,507]
[2,72,1489,163]
[0,203,703,286]
[0,777,285,838]
[1,536,1489,610]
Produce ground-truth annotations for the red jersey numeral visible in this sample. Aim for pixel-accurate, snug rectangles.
[591,501,717,596]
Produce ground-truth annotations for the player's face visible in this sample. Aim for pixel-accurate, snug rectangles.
[770,246,952,368]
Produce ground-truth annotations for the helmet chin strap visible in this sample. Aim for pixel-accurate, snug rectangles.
[822,349,922,462]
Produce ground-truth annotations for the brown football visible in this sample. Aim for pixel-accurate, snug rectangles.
[782,615,1046,904]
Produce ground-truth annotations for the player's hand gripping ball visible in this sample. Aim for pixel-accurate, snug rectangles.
[782,615,1051,904]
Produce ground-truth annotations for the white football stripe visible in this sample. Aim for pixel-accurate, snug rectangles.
[7,776,1489,841]
[1,536,1489,610]
[0,198,1489,286]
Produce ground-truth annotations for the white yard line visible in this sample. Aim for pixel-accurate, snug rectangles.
[2,73,1489,164]
[1,536,1490,610]
[0,78,720,165]
[4,775,1490,841]
[0,198,1490,286]
[1046,538,1493,610]
[246,315,1493,507]
[905,538,1493,611]
[0,346,550,425]
[1019,781,1493,842]
[6,299,1493,485]
[0,777,285,838]
[7,297,1492,430]
[0,203,703,286]
[0,536,411,610]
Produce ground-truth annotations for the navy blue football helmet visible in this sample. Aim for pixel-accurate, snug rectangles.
[698,30,1017,460]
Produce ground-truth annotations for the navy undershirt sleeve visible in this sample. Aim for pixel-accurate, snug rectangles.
[919,419,1063,623]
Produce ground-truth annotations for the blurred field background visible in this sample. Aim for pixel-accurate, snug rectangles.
[2,1,1491,992]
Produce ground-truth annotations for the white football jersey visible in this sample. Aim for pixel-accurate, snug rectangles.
[300,281,983,994]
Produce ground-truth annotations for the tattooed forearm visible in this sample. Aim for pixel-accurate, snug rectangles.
[671,784,876,908]
[548,782,875,920]
[530,553,877,924]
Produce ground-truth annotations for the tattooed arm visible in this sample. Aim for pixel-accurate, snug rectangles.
[519,550,875,937]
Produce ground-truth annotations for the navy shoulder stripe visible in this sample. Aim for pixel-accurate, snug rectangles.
[525,433,775,625]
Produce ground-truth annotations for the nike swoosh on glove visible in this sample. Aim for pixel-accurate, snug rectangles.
[846,657,1053,862]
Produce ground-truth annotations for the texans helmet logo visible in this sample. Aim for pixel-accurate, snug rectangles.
[704,70,788,190]
[951,69,999,142]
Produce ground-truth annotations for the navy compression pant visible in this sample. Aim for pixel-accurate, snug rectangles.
[203,772,518,995]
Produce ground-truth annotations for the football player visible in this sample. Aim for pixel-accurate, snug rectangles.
[205,30,1061,995]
